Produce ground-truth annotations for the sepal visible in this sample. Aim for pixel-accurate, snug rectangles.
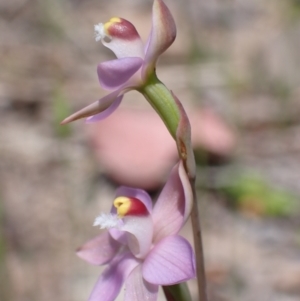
[142,0,176,79]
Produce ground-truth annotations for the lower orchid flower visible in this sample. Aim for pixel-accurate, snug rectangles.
[77,162,195,301]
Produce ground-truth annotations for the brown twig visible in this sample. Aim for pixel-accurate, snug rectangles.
[190,182,207,301]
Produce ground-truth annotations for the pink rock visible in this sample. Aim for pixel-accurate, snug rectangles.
[86,107,235,190]
[190,108,236,158]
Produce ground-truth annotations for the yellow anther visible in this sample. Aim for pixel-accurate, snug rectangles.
[113,196,131,217]
[104,17,121,32]
[109,17,121,23]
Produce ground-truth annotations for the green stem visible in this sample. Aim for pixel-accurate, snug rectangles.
[163,283,192,301]
[139,72,180,140]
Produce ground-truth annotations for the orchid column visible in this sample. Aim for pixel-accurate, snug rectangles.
[61,0,207,300]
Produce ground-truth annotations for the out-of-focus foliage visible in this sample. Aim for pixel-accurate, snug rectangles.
[0,197,10,301]
[223,173,297,217]
[286,0,300,20]
[53,88,72,138]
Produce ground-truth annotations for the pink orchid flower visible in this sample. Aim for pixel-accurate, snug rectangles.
[61,0,176,124]
[77,162,195,301]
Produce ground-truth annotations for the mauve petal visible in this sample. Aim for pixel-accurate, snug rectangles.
[61,90,123,124]
[76,231,121,265]
[152,162,185,243]
[97,57,143,90]
[88,252,139,301]
[142,235,196,285]
[115,186,153,214]
[86,95,123,123]
[124,265,158,301]
[142,0,176,79]
[121,215,153,259]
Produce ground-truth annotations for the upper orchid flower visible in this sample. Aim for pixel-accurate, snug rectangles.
[61,0,177,126]
[77,162,195,301]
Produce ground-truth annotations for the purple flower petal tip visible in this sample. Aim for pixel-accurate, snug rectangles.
[85,95,123,123]
[76,232,121,265]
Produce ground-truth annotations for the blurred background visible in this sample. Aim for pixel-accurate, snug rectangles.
[1,0,300,300]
